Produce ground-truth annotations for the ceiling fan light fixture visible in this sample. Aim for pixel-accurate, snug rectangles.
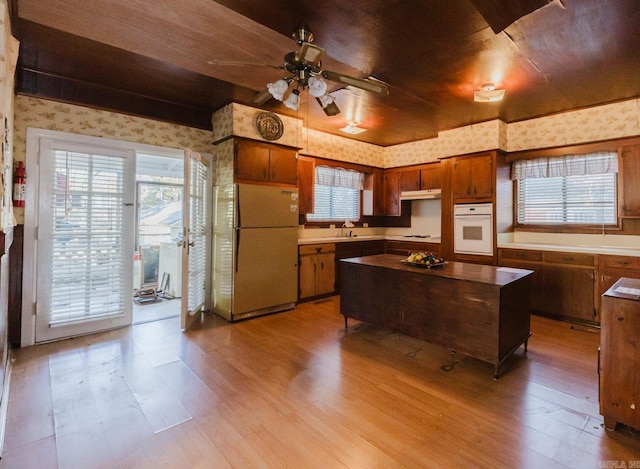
[340,121,366,135]
[267,79,290,101]
[474,83,505,102]
[316,93,340,116]
[283,88,301,110]
[308,76,328,98]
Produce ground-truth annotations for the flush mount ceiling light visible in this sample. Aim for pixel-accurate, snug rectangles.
[474,83,505,102]
[339,121,367,135]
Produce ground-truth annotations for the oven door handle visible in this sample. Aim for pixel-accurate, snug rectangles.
[454,215,491,220]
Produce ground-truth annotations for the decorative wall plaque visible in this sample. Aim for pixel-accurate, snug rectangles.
[254,112,284,141]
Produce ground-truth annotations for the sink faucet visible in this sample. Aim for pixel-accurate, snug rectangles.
[340,220,355,237]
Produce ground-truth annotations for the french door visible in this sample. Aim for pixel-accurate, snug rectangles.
[181,150,212,329]
[35,139,136,342]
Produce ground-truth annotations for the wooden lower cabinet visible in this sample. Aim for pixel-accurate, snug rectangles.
[384,240,440,257]
[298,244,336,300]
[498,248,597,324]
[600,277,640,431]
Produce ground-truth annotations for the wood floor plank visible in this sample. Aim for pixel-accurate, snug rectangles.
[4,296,640,468]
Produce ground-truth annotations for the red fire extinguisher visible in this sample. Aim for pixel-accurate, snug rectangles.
[13,161,26,208]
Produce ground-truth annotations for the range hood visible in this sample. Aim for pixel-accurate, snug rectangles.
[400,188,442,200]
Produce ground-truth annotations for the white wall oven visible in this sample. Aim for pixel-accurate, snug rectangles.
[454,203,493,256]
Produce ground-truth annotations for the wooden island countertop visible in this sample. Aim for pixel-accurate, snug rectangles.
[339,254,534,378]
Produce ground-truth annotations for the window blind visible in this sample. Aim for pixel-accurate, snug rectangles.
[186,155,208,312]
[307,166,363,222]
[514,152,618,225]
[48,150,129,324]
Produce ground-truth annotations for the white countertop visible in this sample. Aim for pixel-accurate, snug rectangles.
[497,241,640,257]
[298,235,441,245]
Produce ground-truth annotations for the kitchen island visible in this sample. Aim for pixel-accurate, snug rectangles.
[340,254,534,378]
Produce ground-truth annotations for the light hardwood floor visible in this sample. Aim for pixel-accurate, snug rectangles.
[2,296,640,468]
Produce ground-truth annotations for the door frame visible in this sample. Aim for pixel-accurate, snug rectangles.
[22,128,185,346]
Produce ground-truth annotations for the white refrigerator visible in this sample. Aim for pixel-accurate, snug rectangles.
[213,183,299,321]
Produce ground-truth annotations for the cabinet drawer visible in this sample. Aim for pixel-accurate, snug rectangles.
[602,255,640,270]
[544,251,595,266]
[299,243,336,255]
[499,248,542,262]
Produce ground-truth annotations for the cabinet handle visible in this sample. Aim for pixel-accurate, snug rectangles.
[320,261,324,270]
[313,263,317,272]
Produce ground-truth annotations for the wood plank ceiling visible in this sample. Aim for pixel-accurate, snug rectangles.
[11,0,640,147]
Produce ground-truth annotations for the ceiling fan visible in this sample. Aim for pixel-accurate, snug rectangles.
[208,27,389,117]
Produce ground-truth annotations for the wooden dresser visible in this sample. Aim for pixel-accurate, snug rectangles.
[600,277,640,431]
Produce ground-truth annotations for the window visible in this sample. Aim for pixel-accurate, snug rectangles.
[513,151,618,225]
[306,165,364,222]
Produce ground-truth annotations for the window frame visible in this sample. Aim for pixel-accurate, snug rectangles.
[512,150,621,233]
[306,165,364,223]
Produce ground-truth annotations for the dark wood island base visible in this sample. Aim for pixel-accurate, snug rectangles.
[340,254,534,379]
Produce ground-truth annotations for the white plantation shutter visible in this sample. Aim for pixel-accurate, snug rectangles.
[186,155,207,312]
[40,143,133,326]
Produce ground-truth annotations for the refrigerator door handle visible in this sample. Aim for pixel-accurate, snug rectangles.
[235,228,241,272]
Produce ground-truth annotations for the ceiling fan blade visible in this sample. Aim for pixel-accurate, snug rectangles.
[207,59,283,70]
[321,71,389,97]
[298,43,324,64]
[252,88,273,105]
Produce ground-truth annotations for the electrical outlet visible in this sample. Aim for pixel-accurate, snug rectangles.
[363,223,369,228]
[330,224,335,229]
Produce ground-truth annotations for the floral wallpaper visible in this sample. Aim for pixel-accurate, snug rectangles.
[213,99,640,171]
[507,99,640,151]
[12,96,214,224]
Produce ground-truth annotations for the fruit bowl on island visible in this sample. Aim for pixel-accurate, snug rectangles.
[401,251,445,268]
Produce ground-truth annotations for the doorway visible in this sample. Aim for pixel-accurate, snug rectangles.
[132,154,184,324]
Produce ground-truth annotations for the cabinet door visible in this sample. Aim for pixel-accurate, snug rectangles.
[542,265,596,323]
[399,170,421,191]
[270,147,298,185]
[620,144,640,217]
[452,158,473,199]
[299,254,317,299]
[236,142,269,181]
[384,170,401,216]
[420,164,442,190]
[470,155,493,198]
[316,252,336,295]
[297,156,315,214]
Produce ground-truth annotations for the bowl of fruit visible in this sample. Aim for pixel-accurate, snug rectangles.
[401,251,445,268]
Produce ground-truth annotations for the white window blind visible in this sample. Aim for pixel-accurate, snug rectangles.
[513,152,618,225]
[47,149,129,324]
[307,166,364,222]
[186,155,208,312]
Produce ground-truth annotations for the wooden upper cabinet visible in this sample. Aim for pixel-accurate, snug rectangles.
[383,169,401,216]
[399,169,421,192]
[452,154,493,201]
[297,155,315,215]
[235,141,269,181]
[420,164,442,190]
[620,144,640,217]
[235,139,298,185]
[398,163,442,192]
[269,147,298,184]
